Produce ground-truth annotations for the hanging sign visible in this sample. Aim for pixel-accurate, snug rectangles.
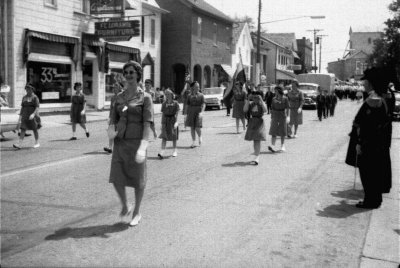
[95,20,140,40]
[90,0,124,14]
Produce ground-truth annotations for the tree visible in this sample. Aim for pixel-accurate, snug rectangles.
[368,0,400,85]
[233,15,256,32]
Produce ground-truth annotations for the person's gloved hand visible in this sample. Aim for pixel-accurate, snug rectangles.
[29,113,35,120]
[135,140,149,163]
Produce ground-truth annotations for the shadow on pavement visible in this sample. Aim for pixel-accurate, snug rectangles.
[48,139,75,142]
[331,189,364,200]
[222,161,253,167]
[176,146,196,150]
[394,229,400,235]
[84,151,110,155]
[45,222,129,240]
[316,200,371,218]
[216,132,239,135]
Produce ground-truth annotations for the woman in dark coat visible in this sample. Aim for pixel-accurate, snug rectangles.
[70,82,89,140]
[231,81,247,133]
[268,86,290,152]
[13,83,41,149]
[351,67,392,209]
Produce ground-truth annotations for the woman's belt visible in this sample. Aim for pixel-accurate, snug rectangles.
[164,114,176,117]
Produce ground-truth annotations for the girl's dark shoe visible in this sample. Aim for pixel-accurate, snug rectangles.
[86,132,90,138]
[69,137,77,140]
[104,147,112,153]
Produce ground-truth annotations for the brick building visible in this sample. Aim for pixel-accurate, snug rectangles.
[328,27,383,81]
[155,0,233,94]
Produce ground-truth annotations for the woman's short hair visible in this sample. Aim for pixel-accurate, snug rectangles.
[190,81,199,88]
[25,83,35,91]
[275,86,284,95]
[164,88,174,98]
[73,82,82,90]
[123,61,142,83]
[235,81,243,88]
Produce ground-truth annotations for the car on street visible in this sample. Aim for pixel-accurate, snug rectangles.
[393,91,400,121]
[298,83,318,109]
[203,87,224,110]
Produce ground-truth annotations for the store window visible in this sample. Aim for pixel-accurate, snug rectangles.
[82,0,90,14]
[105,69,124,102]
[27,61,71,103]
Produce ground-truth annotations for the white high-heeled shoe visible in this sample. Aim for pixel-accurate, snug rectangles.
[129,214,142,226]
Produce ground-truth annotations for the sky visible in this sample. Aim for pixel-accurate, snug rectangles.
[205,0,394,73]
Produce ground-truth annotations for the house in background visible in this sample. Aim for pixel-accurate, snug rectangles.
[250,32,296,86]
[231,22,253,80]
[328,27,383,81]
[155,0,234,94]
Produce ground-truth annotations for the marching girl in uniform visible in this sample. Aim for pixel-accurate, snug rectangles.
[243,91,267,165]
[158,89,180,158]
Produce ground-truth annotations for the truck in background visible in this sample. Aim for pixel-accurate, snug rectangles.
[297,73,336,93]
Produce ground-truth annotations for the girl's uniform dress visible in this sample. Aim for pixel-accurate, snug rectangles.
[109,88,154,189]
[185,92,204,128]
[19,94,40,130]
[159,100,180,141]
[287,89,304,125]
[70,93,86,124]
[269,96,289,137]
[244,101,266,141]
[232,90,247,119]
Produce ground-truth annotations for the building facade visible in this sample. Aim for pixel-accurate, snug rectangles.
[328,28,383,81]
[296,37,313,74]
[0,0,166,110]
[250,33,296,86]
[155,0,233,94]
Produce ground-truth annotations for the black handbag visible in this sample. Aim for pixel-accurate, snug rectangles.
[345,126,358,167]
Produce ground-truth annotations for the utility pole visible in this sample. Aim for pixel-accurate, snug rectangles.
[256,0,262,85]
[317,34,328,73]
[307,29,323,73]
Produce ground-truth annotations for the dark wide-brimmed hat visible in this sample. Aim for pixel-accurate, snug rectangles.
[361,67,393,94]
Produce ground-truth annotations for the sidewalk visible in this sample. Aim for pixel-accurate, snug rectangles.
[359,124,399,268]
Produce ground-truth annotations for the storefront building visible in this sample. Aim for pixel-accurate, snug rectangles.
[0,0,146,110]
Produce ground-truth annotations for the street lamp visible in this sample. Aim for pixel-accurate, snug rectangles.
[255,13,325,83]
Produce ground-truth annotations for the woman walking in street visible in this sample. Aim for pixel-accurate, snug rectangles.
[181,73,191,129]
[287,79,304,138]
[109,60,154,226]
[268,86,290,152]
[232,81,247,133]
[13,83,41,149]
[104,82,123,153]
[349,67,392,209]
[244,91,267,165]
[158,89,180,158]
[185,81,205,148]
[69,82,89,140]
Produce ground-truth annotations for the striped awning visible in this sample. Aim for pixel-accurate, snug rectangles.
[26,29,79,45]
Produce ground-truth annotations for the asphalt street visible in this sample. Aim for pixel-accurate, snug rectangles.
[1,100,399,267]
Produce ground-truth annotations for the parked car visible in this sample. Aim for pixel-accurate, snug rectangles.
[298,83,318,109]
[393,91,400,121]
[203,87,224,110]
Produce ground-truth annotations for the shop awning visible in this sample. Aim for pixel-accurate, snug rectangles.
[276,69,297,80]
[82,32,104,47]
[23,29,79,67]
[107,43,140,56]
[292,51,300,59]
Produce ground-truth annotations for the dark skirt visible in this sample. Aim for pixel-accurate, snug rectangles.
[232,100,245,119]
[159,115,179,141]
[245,117,266,141]
[185,106,202,128]
[71,104,86,124]
[269,117,287,137]
[109,138,147,189]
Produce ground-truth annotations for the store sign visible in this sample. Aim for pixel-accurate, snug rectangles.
[42,92,60,100]
[95,20,140,41]
[90,0,123,14]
